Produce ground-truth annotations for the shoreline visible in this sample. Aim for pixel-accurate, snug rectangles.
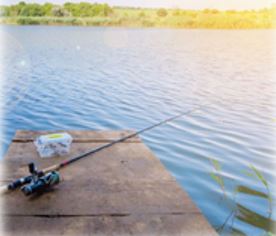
[1,3,275,30]
[1,17,275,29]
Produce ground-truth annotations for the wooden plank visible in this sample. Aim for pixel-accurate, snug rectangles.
[1,130,217,235]
[2,143,174,181]
[3,214,217,236]
[13,130,140,143]
[3,142,198,215]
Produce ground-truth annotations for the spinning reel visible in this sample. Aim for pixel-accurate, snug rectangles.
[8,163,60,196]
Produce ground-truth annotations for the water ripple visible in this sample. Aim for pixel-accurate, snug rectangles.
[1,26,275,236]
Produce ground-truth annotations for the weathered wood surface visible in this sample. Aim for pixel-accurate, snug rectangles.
[1,130,217,236]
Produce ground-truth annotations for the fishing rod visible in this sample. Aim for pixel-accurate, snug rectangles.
[0,105,203,196]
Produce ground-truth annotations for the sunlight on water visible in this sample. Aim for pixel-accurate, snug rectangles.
[1,26,276,235]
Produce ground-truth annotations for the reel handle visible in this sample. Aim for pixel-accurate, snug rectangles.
[29,162,36,174]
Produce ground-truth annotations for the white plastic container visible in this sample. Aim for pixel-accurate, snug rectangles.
[34,133,73,158]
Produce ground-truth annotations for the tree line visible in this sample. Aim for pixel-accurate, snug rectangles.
[0,2,275,29]
[1,2,113,17]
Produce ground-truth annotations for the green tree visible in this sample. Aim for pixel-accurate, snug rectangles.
[42,3,53,16]
[226,10,237,14]
[211,9,219,14]
[52,6,69,17]
[0,6,8,16]
[157,8,168,17]
[63,2,75,16]
[173,9,181,16]
[63,2,112,17]
[203,9,211,14]
[5,2,26,16]
[18,1,26,8]
[20,4,44,17]
[102,3,113,16]
[139,11,146,18]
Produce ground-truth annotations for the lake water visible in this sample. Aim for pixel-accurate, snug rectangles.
[1,26,276,235]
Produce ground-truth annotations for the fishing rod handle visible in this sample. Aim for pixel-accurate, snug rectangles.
[42,164,60,173]
[0,164,59,194]
[0,185,9,194]
[0,175,33,194]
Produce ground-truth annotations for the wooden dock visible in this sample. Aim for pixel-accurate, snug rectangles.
[1,130,217,235]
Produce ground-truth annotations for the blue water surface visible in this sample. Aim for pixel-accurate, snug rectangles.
[1,26,276,235]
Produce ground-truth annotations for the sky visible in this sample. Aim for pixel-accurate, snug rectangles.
[1,0,276,10]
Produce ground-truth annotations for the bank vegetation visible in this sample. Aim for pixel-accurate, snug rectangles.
[1,2,275,29]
